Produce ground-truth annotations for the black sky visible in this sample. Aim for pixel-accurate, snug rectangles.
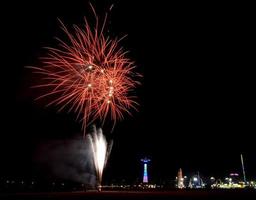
[1,0,255,183]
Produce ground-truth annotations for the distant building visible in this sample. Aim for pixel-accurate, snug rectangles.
[176,168,185,189]
[188,172,205,188]
[229,173,240,184]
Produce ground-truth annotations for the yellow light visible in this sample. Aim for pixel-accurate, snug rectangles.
[88,65,93,70]
[88,83,92,87]
[107,100,111,104]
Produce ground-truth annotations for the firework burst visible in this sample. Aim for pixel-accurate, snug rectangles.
[30,5,140,134]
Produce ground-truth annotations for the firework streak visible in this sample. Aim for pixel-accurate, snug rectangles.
[30,6,140,134]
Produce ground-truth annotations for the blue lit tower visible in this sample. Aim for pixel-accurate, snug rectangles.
[141,158,151,183]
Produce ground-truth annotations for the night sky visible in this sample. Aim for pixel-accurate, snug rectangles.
[1,0,255,184]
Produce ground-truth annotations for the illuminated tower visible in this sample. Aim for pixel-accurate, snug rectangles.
[177,168,185,188]
[141,158,150,183]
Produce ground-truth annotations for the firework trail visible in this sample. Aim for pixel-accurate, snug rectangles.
[30,5,140,134]
[87,126,113,190]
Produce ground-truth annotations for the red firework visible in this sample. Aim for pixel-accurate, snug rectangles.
[30,6,140,134]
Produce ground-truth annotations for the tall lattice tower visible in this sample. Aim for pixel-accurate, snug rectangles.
[141,158,151,183]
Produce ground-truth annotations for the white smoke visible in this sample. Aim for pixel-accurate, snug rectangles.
[35,135,96,185]
[35,127,113,187]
